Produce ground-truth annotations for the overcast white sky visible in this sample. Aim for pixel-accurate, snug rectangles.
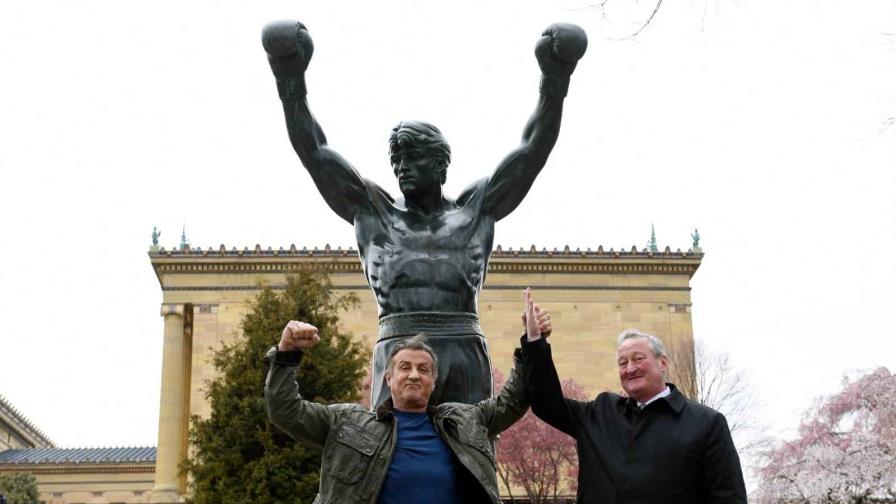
[1,0,894,472]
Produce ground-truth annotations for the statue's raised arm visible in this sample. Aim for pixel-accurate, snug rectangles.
[262,21,369,223]
[482,24,587,221]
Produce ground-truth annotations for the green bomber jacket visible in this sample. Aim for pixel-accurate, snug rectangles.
[264,347,528,504]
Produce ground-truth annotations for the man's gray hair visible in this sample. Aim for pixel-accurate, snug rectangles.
[617,329,667,358]
[386,334,439,379]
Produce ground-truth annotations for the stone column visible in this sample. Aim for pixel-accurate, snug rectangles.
[150,304,188,504]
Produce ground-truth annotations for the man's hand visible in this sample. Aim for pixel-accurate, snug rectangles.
[278,320,320,351]
[523,288,553,342]
[262,20,314,79]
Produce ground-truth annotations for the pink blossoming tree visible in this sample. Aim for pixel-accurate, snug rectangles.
[494,368,588,503]
[754,367,896,504]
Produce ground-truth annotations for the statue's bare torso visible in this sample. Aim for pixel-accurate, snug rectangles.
[357,178,493,317]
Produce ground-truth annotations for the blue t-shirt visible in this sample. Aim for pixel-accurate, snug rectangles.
[377,410,461,504]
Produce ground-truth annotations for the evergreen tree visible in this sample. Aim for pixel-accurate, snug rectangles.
[183,273,369,504]
[0,472,40,504]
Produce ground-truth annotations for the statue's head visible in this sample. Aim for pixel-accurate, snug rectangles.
[389,121,451,196]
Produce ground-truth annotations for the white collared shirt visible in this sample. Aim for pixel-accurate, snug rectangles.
[637,386,671,409]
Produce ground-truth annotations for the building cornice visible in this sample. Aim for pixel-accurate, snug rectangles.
[0,463,154,475]
[149,244,703,283]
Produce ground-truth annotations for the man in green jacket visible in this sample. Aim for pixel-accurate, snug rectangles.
[265,291,550,504]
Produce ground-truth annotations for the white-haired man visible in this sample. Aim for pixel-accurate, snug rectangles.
[522,320,747,504]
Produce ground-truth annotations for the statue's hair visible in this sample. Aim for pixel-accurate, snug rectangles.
[616,329,667,358]
[389,120,451,169]
[386,334,439,380]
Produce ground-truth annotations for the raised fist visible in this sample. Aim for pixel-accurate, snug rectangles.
[262,20,314,79]
[279,320,320,351]
[535,23,588,77]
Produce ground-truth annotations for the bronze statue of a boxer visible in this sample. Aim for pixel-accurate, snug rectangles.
[262,20,586,407]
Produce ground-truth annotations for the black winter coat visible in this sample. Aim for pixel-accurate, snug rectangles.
[522,337,747,504]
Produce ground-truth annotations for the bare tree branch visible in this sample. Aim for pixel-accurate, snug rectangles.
[667,338,770,459]
[627,0,664,39]
[572,0,664,39]
[876,117,895,136]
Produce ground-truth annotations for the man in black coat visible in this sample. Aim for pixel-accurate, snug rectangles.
[520,290,747,503]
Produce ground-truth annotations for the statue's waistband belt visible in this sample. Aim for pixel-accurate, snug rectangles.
[377,312,484,341]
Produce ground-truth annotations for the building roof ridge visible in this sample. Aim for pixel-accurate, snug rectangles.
[148,243,703,259]
[0,446,156,465]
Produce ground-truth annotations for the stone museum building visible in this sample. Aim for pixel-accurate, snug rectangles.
[0,242,702,503]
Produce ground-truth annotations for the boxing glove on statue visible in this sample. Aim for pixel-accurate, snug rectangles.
[535,23,588,98]
[261,20,314,99]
